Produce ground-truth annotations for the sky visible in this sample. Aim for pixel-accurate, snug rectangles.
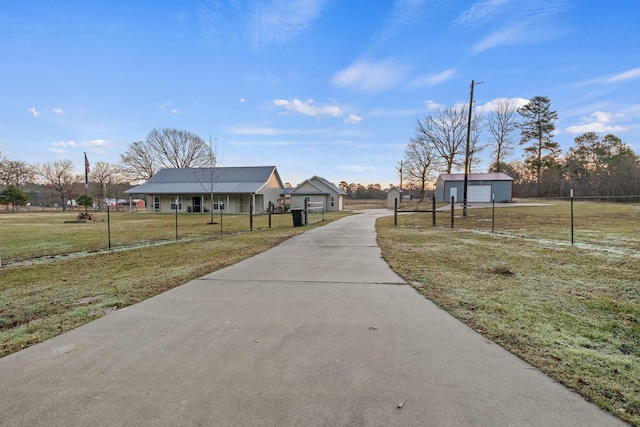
[1,0,639,187]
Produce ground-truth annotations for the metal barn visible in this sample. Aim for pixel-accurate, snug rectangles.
[435,173,513,203]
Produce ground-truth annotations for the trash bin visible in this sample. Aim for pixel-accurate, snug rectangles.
[291,209,304,226]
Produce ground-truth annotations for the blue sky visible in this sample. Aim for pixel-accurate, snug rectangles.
[1,0,639,187]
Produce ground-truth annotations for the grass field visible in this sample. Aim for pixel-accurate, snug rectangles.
[0,210,314,263]
[378,200,640,426]
[2,201,639,425]
[0,210,351,357]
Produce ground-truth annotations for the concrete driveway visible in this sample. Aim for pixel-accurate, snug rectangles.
[0,210,626,426]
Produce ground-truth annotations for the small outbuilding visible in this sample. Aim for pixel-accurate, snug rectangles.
[386,187,403,209]
[435,173,513,203]
[289,176,346,211]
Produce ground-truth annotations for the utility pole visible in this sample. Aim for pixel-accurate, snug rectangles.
[399,160,403,190]
[463,80,479,217]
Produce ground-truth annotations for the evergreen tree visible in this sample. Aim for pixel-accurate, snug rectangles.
[517,96,560,196]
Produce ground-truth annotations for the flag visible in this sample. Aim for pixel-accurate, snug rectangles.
[84,153,90,188]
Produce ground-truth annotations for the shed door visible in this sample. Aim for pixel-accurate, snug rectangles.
[449,187,457,202]
[468,185,492,202]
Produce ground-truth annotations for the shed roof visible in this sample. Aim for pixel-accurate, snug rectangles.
[291,176,347,195]
[124,166,282,195]
[438,172,513,182]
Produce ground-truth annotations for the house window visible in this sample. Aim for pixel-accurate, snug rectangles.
[154,197,160,211]
[330,196,335,207]
[170,197,182,210]
[213,197,225,210]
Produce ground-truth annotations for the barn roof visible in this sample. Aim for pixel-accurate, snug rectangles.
[124,166,282,195]
[438,172,513,182]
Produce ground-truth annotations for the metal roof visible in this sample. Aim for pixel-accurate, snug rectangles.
[291,176,347,195]
[124,166,281,195]
[438,172,513,182]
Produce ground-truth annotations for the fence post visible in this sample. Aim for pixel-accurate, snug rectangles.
[250,200,254,231]
[432,196,436,226]
[492,193,495,233]
[107,205,111,250]
[175,195,179,241]
[268,201,272,229]
[450,196,455,229]
[394,197,398,226]
[304,199,308,226]
[570,189,574,245]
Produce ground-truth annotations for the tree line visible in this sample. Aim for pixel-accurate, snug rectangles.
[0,128,214,211]
[402,96,640,199]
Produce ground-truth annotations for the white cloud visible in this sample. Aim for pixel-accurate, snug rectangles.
[240,98,246,103]
[565,111,625,134]
[52,140,78,148]
[86,139,111,148]
[472,22,529,53]
[424,100,445,110]
[409,69,456,88]
[53,108,64,114]
[605,67,640,84]
[331,59,407,93]
[456,0,510,27]
[250,0,327,48]
[273,98,343,118]
[159,101,172,110]
[476,97,528,113]
[344,114,362,124]
[28,107,39,117]
[467,2,570,54]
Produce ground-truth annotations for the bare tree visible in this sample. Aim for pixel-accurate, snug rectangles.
[146,128,212,168]
[415,106,468,173]
[34,160,75,210]
[466,111,485,173]
[486,99,519,172]
[0,160,34,186]
[120,128,214,182]
[88,161,119,211]
[119,140,159,184]
[404,136,439,199]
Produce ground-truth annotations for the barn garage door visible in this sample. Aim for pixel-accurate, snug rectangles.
[468,185,492,202]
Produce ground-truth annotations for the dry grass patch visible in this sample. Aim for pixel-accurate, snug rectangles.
[377,214,640,426]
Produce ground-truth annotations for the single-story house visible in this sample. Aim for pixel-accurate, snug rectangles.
[124,166,284,214]
[435,172,513,203]
[288,176,346,212]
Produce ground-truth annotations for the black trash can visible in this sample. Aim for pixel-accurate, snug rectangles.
[291,209,304,226]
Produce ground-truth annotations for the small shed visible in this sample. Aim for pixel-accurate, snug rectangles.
[386,187,402,209]
[435,173,513,203]
[289,176,346,211]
